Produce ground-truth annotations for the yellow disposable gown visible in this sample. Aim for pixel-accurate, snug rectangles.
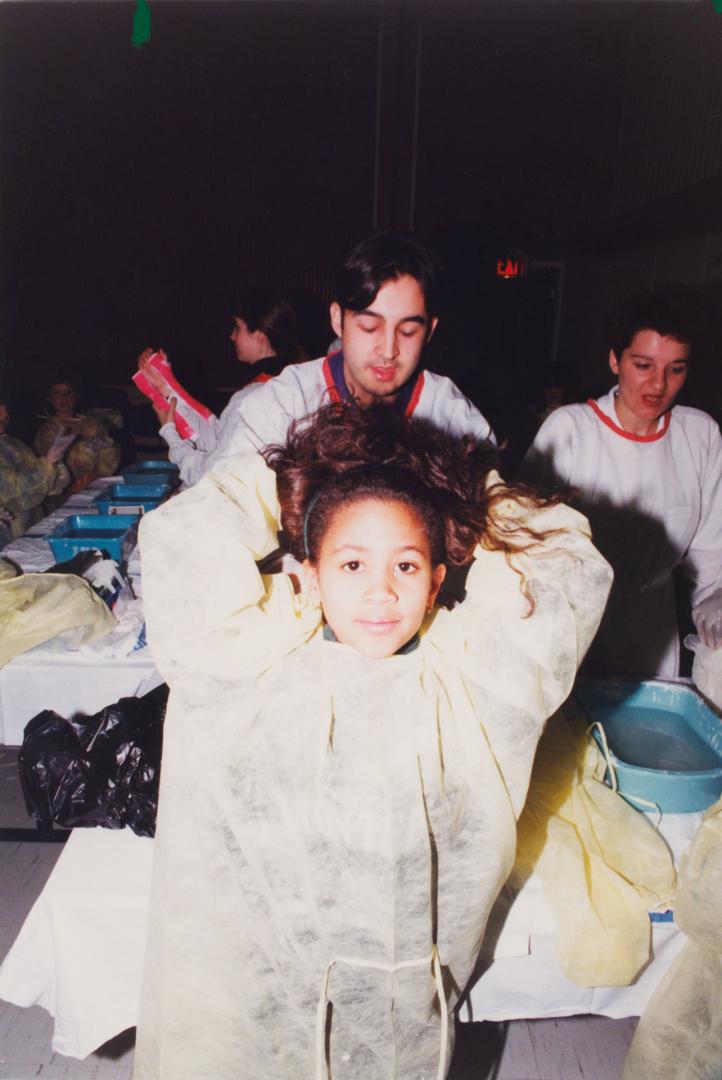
[621,796,722,1080]
[134,455,612,1080]
[0,559,116,665]
[34,413,121,493]
[0,434,69,541]
[514,705,676,987]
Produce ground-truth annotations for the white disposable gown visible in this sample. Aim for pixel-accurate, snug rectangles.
[195,355,496,477]
[134,455,611,1080]
[522,388,722,677]
[159,383,262,486]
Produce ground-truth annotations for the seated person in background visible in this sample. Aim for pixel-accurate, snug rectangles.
[136,288,301,486]
[0,388,69,546]
[521,287,722,676]
[34,376,122,497]
[175,231,496,477]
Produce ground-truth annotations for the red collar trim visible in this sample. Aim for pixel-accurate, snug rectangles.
[587,399,671,443]
[322,352,423,415]
[404,370,424,417]
[322,354,342,403]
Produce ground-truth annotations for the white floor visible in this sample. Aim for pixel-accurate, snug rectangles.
[0,748,637,1079]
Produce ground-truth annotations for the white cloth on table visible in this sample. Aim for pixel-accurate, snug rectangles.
[133,454,610,1080]
[0,828,154,1058]
[0,647,162,745]
[521,388,722,677]
[0,477,157,745]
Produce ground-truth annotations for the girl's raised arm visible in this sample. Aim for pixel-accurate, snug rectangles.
[139,453,320,684]
[428,495,613,816]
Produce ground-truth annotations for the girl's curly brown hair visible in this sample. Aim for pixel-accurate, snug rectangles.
[263,402,558,577]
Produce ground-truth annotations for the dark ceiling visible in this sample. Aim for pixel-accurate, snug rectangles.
[0,0,717,387]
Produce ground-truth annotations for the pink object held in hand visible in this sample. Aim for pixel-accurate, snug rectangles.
[133,352,212,441]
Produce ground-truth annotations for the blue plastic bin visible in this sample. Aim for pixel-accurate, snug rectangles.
[93,483,167,515]
[47,515,139,562]
[577,679,722,813]
[122,461,179,483]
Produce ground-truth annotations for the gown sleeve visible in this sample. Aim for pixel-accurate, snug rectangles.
[138,453,320,684]
[33,418,61,458]
[0,437,68,514]
[159,421,216,486]
[426,481,613,815]
[160,391,252,486]
[682,416,722,605]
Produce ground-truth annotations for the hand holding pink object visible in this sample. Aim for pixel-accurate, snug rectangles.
[138,349,173,397]
[133,349,212,441]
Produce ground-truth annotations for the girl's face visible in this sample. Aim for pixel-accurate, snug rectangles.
[49,382,76,419]
[304,497,446,659]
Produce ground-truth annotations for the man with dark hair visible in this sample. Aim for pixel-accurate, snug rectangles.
[522,287,722,676]
[198,231,494,474]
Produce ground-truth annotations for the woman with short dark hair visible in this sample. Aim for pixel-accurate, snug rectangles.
[522,287,722,675]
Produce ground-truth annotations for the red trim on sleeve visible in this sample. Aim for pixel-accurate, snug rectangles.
[404,371,425,417]
[587,399,671,443]
[322,354,342,403]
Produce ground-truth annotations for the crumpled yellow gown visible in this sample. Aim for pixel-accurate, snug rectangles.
[134,455,612,1080]
[514,704,676,988]
[0,559,116,665]
[621,796,722,1080]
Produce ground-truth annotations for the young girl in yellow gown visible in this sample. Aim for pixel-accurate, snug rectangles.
[134,402,611,1080]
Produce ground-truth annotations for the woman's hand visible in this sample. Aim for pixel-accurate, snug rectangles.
[137,348,172,397]
[153,396,177,428]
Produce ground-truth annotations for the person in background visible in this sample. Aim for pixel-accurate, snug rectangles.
[522,287,722,676]
[137,289,301,485]
[180,231,496,477]
[34,376,121,496]
[0,387,69,546]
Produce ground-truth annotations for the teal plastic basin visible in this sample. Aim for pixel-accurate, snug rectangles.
[47,514,138,562]
[576,679,722,813]
[93,483,167,515]
[122,461,179,483]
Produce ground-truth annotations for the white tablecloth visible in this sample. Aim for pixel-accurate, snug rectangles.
[0,648,163,746]
[0,479,162,746]
[0,829,154,1058]
[0,814,701,1060]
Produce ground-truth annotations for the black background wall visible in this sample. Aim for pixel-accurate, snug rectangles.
[2,0,721,425]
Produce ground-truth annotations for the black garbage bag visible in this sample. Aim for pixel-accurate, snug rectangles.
[18,683,168,838]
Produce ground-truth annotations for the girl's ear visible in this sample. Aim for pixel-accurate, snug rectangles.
[427,564,446,612]
[301,559,320,599]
